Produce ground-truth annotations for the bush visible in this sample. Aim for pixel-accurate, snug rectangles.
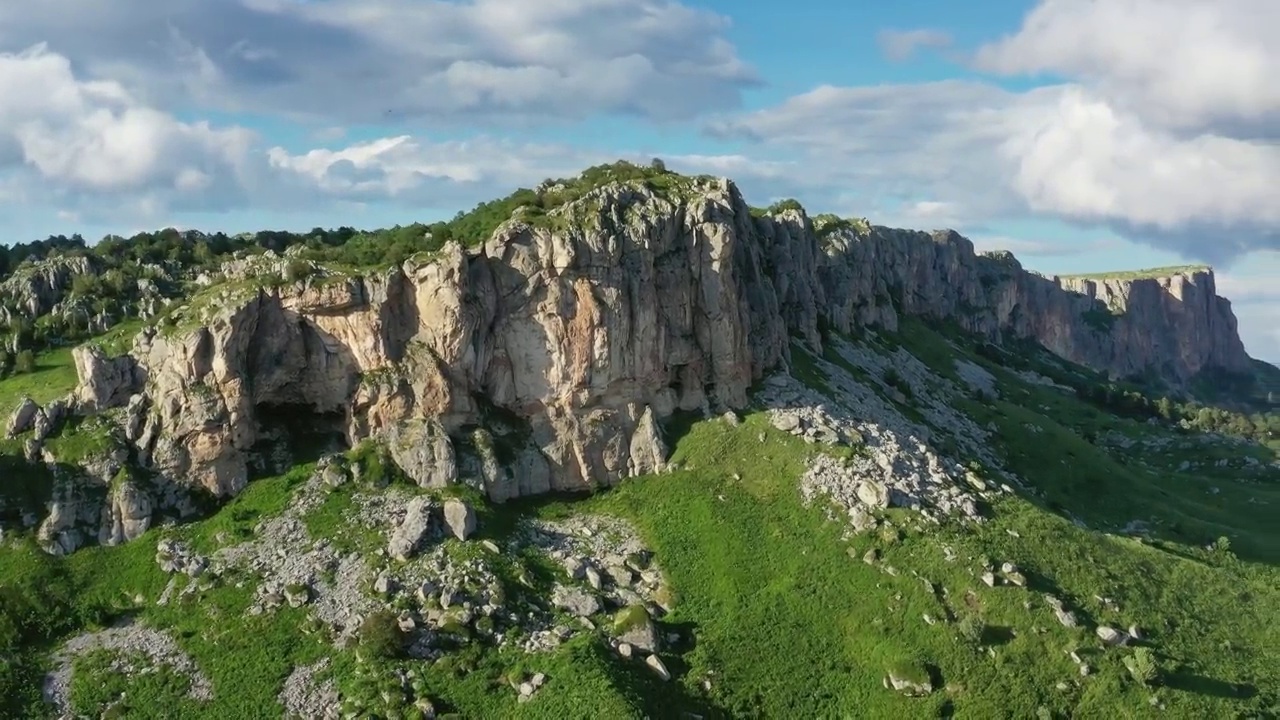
[357,611,404,659]
[957,615,985,646]
[1124,647,1159,686]
[13,350,34,374]
[283,259,316,284]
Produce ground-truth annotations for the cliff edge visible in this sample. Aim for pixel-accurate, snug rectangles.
[68,172,1254,504]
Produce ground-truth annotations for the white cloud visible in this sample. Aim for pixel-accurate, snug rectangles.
[0,44,255,214]
[970,235,1120,258]
[878,29,953,62]
[706,0,1280,262]
[972,0,1280,134]
[0,0,756,126]
[265,135,605,204]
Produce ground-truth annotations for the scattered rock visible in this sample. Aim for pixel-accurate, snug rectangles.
[551,585,600,618]
[645,654,672,681]
[443,498,477,541]
[43,619,213,715]
[1096,626,1130,646]
[279,659,339,720]
[388,496,437,561]
[885,670,933,696]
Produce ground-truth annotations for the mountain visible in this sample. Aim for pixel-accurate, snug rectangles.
[1,162,1278,718]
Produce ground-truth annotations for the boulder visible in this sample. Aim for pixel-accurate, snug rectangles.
[443,498,477,541]
[627,406,667,476]
[645,654,671,681]
[551,585,600,618]
[614,605,660,653]
[1096,626,1130,646]
[388,496,437,561]
[386,419,458,489]
[6,397,39,438]
[856,480,890,509]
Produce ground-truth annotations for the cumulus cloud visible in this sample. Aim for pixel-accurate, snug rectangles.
[0,44,255,216]
[970,236,1121,259]
[878,29,953,61]
[709,0,1280,262]
[0,0,756,126]
[265,135,608,205]
[972,0,1280,134]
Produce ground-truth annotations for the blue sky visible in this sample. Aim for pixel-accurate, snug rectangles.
[0,0,1277,360]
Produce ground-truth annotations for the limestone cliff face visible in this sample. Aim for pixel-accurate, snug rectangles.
[71,179,1252,503]
[817,227,1250,382]
[76,179,822,500]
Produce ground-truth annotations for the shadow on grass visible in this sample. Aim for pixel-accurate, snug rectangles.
[980,626,1016,647]
[1164,673,1257,700]
[596,638,731,720]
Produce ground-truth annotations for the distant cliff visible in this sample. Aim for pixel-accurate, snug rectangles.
[69,175,1254,506]
[818,228,1250,384]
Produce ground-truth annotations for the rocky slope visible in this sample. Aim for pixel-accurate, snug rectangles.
[62,176,1253,513]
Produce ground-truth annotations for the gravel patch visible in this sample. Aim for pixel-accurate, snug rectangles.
[43,618,212,717]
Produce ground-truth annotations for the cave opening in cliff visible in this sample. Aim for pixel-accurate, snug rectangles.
[251,401,348,474]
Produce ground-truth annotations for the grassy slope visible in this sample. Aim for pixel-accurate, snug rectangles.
[1,323,1277,718]
[0,347,78,412]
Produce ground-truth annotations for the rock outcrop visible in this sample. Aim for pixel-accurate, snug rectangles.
[65,176,1255,507]
[0,255,97,318]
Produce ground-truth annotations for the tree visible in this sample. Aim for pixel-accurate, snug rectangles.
[649,157,667,173]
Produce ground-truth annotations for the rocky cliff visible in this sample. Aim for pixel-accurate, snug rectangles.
[818,228,1250,383]
[69,176,1254,507]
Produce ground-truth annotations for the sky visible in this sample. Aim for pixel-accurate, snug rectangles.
[1,0,1278,361]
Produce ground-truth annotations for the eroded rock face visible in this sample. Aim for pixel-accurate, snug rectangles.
[99,480,153,546]
[818,229,1250,383]
[386,418,458,489]
[73,346,143,412]
[67,179,1254,507]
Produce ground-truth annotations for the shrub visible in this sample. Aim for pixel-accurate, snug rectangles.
[13,350,34,374]
[284,259,316,284]
[357,611,404,659]
[1124,647,1159,686]
[957,615,985,647]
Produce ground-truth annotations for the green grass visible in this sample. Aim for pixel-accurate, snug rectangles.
[0,346,78,412]
[68,649,202,719]
[3,319,1279,718]
[1056,265,1211,281]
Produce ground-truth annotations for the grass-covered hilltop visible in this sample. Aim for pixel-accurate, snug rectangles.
[1,161,1278,719]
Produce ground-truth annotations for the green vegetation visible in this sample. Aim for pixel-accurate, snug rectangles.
[812,213,872,239]
[2,320,1279,716]
[1057,264,1211,281]
[1081,306,1118,333]
[357,611,405,660]
[0,346,78,410]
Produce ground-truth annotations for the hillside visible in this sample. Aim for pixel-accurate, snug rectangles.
[1,161,1279,718]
